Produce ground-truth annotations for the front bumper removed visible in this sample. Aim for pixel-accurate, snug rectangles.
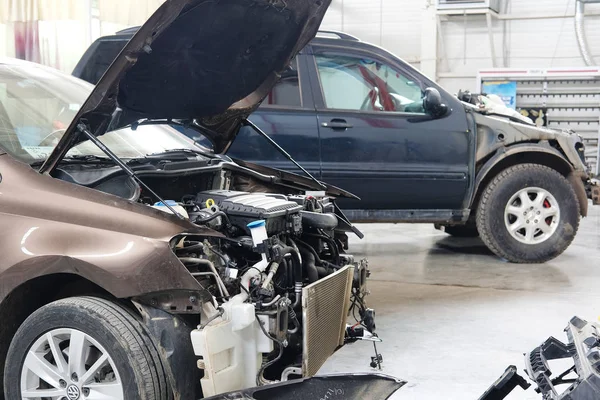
[481,316,600,400]
[203,373,405,400]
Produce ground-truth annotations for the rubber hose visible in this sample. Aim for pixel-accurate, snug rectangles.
[298,246,319,283]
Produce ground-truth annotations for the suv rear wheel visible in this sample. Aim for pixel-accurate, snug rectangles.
[4,296,170,400]
[476,164,580,263]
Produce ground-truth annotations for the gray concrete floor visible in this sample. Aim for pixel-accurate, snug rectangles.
[321,204,600,399]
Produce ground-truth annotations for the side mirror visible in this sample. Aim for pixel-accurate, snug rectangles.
[423,87,448,118]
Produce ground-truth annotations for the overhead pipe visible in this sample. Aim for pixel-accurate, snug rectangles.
[575,0,598,66]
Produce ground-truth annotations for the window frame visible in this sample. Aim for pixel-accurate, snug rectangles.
[257,52,315,111]
[308,43,429,117]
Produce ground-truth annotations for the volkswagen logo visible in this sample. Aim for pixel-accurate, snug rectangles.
[66,385,80,400]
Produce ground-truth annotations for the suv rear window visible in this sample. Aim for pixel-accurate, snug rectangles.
[260,58,301,108]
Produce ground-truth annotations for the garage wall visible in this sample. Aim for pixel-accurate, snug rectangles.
[320,0,600,94]
[320,0,424,68]
[0,0,164,73]
[3,0,598,92]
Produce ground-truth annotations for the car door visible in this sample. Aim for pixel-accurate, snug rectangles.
[308,44,471,211]
[226,54,321,177]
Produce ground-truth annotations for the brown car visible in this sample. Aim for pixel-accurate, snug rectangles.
[0,1,404,399]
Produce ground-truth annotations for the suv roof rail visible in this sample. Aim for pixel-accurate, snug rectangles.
[115,26,360,42]
[113,27,360,41]
[115,26,141,35]
[316,30,360,41]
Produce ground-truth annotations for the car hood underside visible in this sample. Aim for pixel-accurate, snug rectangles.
[42,0,331,172]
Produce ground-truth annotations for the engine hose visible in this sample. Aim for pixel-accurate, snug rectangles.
[290,239,318,284]
[288,306,300,334]
[294,239,323,266]
[194,210,231,227]
[276,246,302,308]
[304,233,340,266]
[297,246,319,284]
[175,243,203,254]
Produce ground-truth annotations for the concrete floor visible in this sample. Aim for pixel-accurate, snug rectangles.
[321,204,600,399]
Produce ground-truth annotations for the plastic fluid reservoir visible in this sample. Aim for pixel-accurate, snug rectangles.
[247,220,268,247]
[152,200,189,218]
[247,219,268,270]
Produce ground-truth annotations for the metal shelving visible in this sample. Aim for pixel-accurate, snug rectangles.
[478,67,600,175]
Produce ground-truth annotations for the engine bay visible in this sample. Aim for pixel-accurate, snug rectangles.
[54,157,378,395]
[176,188,375,393]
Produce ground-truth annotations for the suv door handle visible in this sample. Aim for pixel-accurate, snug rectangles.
[321,119,353,130]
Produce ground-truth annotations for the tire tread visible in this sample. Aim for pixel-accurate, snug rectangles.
[4,296,170,399]
[476,163,580,263]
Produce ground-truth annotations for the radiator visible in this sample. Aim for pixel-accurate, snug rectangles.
[302,265,354,377]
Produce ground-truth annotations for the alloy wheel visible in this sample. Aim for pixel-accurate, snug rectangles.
[504,187,560,245]
[20,328,124,400]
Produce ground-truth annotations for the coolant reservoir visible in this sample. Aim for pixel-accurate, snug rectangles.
[152,200,189,218]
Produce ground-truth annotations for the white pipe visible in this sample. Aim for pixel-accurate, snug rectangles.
[230,220,271,304]
[496,11,600,20]
[575,0,597,66]
[232,258,268,305]
[261,261,280,289]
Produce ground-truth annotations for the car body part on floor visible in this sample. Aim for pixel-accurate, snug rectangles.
[202,373,405,400]
[482,316,600,399]
[0,0,397,398]
[74,26,598,264]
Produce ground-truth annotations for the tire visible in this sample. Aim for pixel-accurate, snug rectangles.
[4,296,170,400]
[443,224,479,238]
[476,164,580,263]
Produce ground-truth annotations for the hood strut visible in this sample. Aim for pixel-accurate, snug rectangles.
[243,119,327,190]
[76,122,185,219]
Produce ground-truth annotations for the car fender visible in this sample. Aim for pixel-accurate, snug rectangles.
[0,238,208,305]
[471,144,588,216]
[0,156,219,304]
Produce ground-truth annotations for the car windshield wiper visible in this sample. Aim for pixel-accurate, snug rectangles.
[126,148,213,165]
[242,119,327,190]
[62,154,114,163]
[29,154,113,167]
[143,148,207,158]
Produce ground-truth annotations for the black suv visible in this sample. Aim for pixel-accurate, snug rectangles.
[74,29,598,264]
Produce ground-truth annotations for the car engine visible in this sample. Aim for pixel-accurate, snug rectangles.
[163,189,375,396]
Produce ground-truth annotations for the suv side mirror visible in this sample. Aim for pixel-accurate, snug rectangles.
[423,87,448,118]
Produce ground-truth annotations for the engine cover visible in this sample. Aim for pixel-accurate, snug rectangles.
[196,190,302,234]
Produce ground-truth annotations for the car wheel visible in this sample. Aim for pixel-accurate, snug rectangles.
[4,296,170,400]
[443,224,479,238]
[476,164,580,263]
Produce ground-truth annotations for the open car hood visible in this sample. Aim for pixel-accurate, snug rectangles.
[41,0,331,173]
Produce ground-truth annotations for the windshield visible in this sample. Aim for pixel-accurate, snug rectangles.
[0,61,205,163]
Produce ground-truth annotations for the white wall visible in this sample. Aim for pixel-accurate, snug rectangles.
[320,0,425,68]
[320,0,600,94]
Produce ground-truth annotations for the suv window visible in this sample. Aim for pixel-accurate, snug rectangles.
[260,58,302,108]
[315,53,425,114]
